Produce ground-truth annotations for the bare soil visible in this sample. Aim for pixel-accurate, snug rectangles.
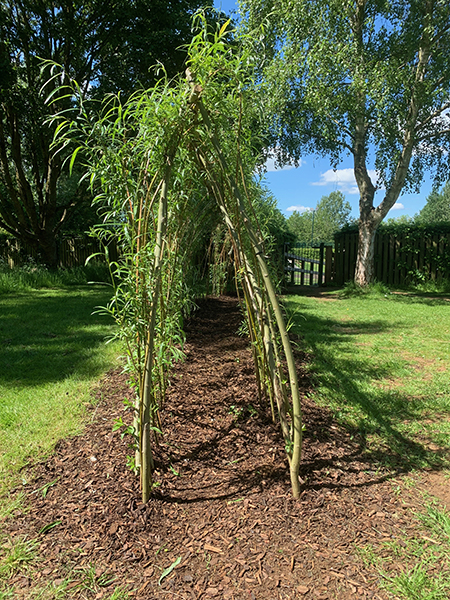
[3,296,447,599]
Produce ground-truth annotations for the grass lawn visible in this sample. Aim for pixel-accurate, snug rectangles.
[285,287,450,471]
[0,284,120,499]
[286,286,450,600]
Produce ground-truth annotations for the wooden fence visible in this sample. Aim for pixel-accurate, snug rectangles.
[6,229,449,287]
[0,237,119,268]
[284,243,334,286]
[334,229,450,285]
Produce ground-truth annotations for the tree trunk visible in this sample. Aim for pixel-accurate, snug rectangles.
[354,215,378,286]
[38,235,59,269]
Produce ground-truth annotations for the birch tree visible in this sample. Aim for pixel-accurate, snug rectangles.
[242,0,450,284]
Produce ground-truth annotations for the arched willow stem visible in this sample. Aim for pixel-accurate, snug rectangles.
[50,18,304,502]
[140,155,173,503]
[188,72,303,498]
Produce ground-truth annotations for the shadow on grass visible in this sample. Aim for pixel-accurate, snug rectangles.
[0,286,115,388]
[286,295,450,474]
[386,292,450,307]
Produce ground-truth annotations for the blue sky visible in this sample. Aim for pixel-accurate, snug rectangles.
[212,0,435,220]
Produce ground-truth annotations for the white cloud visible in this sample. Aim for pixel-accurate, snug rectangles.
[392,202,404,210]
[311,168,379,194]
[286,205,314,213]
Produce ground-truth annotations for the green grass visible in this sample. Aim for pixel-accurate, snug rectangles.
[285,285,450,470]
[0,536,38,578]
[287,283,450,599]
[0,283,120,495]
[0,543,130,599]
[417,503,450,542]
[0,260,111,294]
[385,563,450,600]
[0,267,123,598]
[356,500,450,600]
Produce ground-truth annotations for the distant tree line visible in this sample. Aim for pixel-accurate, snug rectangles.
[285,181,450,246]
[285,191,352,245]
[380,182,450,227]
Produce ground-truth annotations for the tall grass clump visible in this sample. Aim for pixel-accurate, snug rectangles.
[338,280,391,297]
[49,14,303,501]
[411,277,450,295]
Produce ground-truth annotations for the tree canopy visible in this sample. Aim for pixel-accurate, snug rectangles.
[0,0,206,265]
[241,0,450,284]
[415,182,450,224]
[287,191,352,244]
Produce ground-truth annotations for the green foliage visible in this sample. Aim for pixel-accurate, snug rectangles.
[241,0,450,284]
[158,556,182,586]
[384,215,415,227]
[252,187,293,282]
[416,182,450,225]
[0,0,211,265]
[339,281,391,298]
[228,405,244,420]
[88,0,214,97]
[287,210,314,244]
[72,563,116,593]
[0,260,110,293]
[287,191,352,244]
[413,279,450,295]
[54,170,101,236]
[243,0,450,188]
[48,14,304,501]
[339,221,450,237]
[48,15,245,486]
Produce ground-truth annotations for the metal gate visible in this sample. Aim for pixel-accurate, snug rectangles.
[284,243,333,286]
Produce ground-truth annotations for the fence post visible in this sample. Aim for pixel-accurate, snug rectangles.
[325,245,333,284]
[318,243,324,285]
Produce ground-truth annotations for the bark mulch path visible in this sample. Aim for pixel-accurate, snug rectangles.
[3,296,446,599]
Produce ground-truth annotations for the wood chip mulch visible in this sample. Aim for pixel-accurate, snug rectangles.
[3,295,441,599]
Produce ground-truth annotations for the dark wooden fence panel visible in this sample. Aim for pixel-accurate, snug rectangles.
[57,238,119,267]
[0,237,119,268]
[334,233,357,283]
[334,230,450,285]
